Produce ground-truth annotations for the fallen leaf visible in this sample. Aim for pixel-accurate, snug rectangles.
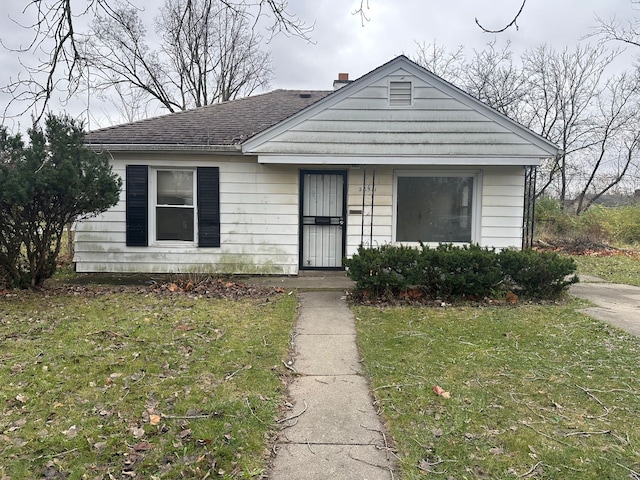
[149,414,161,426]
[132,427,145,438]
[432,385,451,399]
[133,441,153,451]
[15,394,27,403]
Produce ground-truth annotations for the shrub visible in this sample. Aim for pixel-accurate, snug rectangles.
[417,244,502,299]
[534,198,640,248]
[345,244,578,301]
[345,244,419,297]
[535,197,573,237]
[498,249,578,298]
[0,115,121,288]
[595,204,640,246]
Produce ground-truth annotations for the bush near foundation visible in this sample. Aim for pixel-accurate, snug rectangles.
[498,248,579,298]
[344,244,578,301]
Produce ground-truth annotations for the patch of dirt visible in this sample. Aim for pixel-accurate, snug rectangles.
[10,276,287,300]
[148,277,286,300]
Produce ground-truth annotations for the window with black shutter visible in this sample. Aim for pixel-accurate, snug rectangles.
[125,165,220,248]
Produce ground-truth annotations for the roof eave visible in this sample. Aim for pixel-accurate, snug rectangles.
[85,143,243,154]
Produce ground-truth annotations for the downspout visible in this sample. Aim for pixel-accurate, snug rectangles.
[361,167,366,246]
[522,166,537,249]
[370,166,376,247]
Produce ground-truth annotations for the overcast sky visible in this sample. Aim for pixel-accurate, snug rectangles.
[1,0,638,131]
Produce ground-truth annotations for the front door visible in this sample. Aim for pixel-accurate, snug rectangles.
[300,170,347,269]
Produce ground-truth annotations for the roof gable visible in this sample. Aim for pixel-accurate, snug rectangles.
[241,56,559,160]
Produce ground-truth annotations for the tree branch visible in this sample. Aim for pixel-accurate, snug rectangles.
[475,0,527,33]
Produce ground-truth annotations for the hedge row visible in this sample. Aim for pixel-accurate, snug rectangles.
[344,244,578,300]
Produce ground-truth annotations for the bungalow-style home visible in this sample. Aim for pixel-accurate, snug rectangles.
[75,55,560,275]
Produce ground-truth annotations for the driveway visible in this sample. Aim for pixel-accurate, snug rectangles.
[570,276,640,337]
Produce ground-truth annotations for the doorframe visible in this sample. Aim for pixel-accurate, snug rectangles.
[298,169,348,271]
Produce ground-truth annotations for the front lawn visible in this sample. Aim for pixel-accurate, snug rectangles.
[354,302,640,479]
[0,285,296,479]
[573,252,640,286]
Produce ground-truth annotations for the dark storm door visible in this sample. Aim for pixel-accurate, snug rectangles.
[300,171,347,269]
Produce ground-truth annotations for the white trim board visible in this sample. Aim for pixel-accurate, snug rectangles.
[257,155,544,166]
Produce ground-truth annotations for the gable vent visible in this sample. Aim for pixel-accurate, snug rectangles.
[389,81,412,107]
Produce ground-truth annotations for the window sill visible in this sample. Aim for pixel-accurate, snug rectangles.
[150,241,197,248]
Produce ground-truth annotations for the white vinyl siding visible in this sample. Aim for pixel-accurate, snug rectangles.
[480,167,526,249]
[74,154,300,275]
[245,68,551,158]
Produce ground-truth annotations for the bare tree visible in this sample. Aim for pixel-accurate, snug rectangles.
[413,41,465,83]
[592,1,640,48]
[475,0,527,33]
[414,41,527,119]
[521,45,619,204]
[413,42,632,209]
[95,79,158,125]
[461,41,527,120]
[1,0,309,122]
[354,0,528,32]
[573,72,640,213]
[83,0,272,114]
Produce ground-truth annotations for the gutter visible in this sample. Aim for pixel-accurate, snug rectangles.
[85,143,243,155]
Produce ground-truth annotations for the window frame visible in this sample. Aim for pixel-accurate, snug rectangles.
[392,170,482,245]
[149,167,198,246]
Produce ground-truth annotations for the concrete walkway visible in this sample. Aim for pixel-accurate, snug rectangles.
[570,276,640,337]
[269,291,396,480]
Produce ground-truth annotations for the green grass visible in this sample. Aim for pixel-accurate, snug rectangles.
[573,253,640,286]
[0,289,297,479]
[354,302,640,479]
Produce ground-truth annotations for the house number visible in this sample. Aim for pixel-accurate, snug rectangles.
[358,186,377,192]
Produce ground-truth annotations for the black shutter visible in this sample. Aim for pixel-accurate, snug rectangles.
[126,165,148,246]
[197,167,220,247]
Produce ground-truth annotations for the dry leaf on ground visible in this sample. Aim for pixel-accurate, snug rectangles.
[432,385,451,399]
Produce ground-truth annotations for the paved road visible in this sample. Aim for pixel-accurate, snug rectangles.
[570,276,640,337]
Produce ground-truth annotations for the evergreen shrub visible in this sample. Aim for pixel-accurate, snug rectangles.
[344,244,578,301]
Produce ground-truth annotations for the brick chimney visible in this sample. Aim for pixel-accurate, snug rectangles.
[333,72,351,90]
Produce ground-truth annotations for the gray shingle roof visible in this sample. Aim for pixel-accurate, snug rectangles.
[85,89,332,146]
